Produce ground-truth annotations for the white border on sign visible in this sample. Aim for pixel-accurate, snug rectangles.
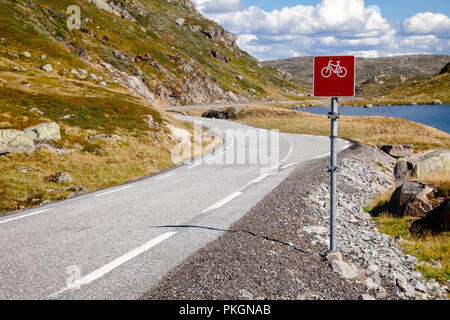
[313,56,356,98]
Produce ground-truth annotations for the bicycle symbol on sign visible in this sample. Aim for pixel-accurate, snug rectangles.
[321,58,347,78]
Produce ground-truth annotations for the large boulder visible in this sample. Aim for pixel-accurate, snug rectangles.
[202,109,221,119]
[380,144,414,158]
[24,122,61,141]
[46,172,73,185]
[394,158,414,182]
[387,181,434,217]
[411,200,450,234]
[412,149,450,179]
[223,107,237,119]
[0,129,35,154]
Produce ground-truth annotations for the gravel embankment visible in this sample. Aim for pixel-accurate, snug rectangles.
[142,144,445,300]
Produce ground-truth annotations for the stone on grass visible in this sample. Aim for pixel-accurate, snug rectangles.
[40,64,53,72]
[0,129,35,154]
[90,134,121,142]
[47,172,73,185]
[24,122,61,141]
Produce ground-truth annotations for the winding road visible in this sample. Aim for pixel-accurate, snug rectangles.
[0,116,350,299]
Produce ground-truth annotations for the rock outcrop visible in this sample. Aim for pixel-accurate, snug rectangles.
[0,130,35,154]
[411,200,450,234]
[387,182,434,217]
[380,144,414,158]
[24,122,61,141]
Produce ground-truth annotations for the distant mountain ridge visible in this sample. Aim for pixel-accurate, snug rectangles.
[263,54,450,96]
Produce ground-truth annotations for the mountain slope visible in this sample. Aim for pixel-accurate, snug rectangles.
[263,54,449,98]
[1,0,299,106]
[0,0,302,213]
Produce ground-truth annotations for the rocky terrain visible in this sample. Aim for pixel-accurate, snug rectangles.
[0,0,299,106]
[143,144,448,300]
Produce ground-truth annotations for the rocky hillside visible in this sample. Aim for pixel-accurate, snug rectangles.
[264,54,449,97]
[0,0,299,106]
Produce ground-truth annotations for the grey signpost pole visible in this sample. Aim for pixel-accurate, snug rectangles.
[329,97,339,252]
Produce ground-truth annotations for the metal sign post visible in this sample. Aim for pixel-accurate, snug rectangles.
[313,55,355,253]
[328,97,339,252]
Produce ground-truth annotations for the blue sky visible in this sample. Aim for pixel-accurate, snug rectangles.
[193,0,450,60]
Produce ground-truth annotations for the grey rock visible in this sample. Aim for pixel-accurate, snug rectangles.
[386,181,433,217]
[330,260,359,280]
[21,51,31,58]
[0,130,36,154]
[364,104,373,108]
[40,64,53,72]
[239,289,254,300]
[47,172,73,185]
[380,144,413,158]
[396,274,408,292]
[24,122,61,141]
[412,149,449,179]
[375,287,388,299]
[432,99,442,105]
[415,282,428,293]
[359,294,376,300]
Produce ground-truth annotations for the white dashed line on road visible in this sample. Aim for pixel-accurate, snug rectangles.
[0,209,53,225]
[93,186,133,197]
[201,191,243,214]
[50,232,177,299]
[155,173,176,180]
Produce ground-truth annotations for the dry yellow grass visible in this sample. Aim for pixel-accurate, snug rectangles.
[235,106,450,150]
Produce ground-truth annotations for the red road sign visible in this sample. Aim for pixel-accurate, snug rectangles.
[313,56,355,97]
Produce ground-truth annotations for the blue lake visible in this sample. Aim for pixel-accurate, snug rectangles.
[298,104,450,134]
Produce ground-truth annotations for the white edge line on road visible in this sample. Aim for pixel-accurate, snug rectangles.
[50,231,177,299]
[201,191,242,214]
[155,173,176,180]
[93,185,133,198]
[0,209,52,225]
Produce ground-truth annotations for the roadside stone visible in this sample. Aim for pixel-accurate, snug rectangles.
[414,282,428,293]
[24,122,61,141]
[202,109,221,119]
[411,199,450,234]
[375,287,388,299]
[47,172,73,185]
[380,144,413,158]
[386,181,433,217]
[359,294,376,300]
[239,289,254,300]
[396,274,408,292]
[0,129,35,154]
[330,259,359,280]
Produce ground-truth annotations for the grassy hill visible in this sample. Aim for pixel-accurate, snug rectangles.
[263,54,449,99]
[0,0,300,214]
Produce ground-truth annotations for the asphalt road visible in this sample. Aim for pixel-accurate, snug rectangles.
[0,116,350,300]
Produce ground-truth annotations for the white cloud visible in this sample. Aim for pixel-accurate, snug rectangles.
[192,0,450,60]
[192,0,243,14]
[402,12,450,37]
